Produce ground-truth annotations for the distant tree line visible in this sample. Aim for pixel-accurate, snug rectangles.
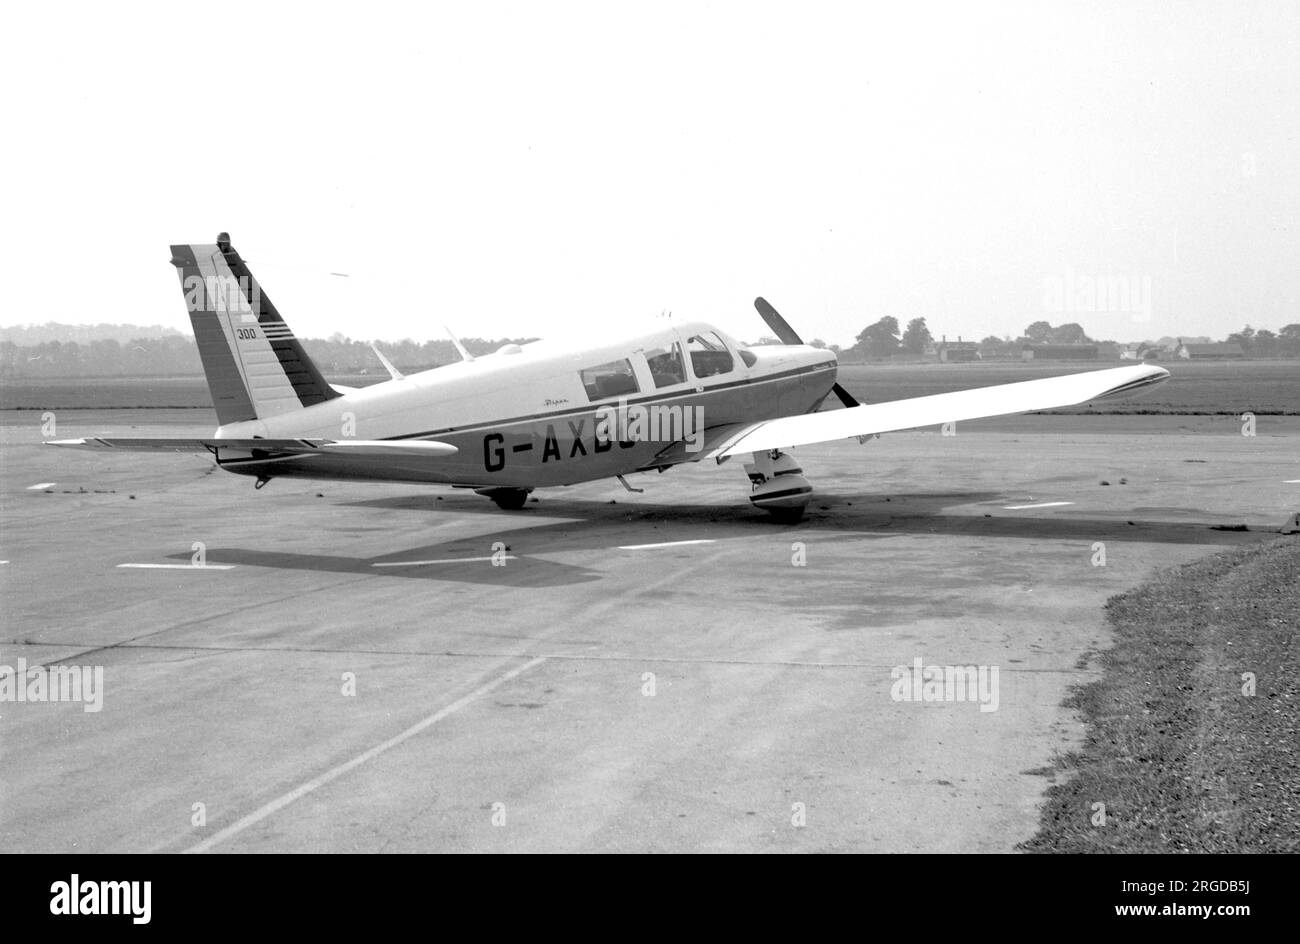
[839,317,1300,360]
[0,323,186,345]
[1,336,202,377]
[0,333,538,378]
[4,319,1299,378]
[1222,325,1300,358]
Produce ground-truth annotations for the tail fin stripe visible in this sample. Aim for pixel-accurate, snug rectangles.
[217,243,339,410]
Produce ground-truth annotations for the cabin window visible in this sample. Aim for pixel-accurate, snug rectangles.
[686,331,734,378]
[580,358,640,401]
[645,342,687,388]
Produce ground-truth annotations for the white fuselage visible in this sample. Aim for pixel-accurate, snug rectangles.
[214,321,837,488]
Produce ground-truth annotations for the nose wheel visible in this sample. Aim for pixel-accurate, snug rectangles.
[743,450,812,523]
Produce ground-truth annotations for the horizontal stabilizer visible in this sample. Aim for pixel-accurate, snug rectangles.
[46,437,458,458]
[316,440,456,457]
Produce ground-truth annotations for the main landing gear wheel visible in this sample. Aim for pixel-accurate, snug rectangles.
[743,449,812,524]
[474,487,533,510]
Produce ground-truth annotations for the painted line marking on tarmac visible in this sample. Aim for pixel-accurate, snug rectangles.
[372,555,517,567]
[183,655,548,853]
[1002,501,1075,510]
[618,539,717,550]
[1285,480,1300,484]
[27,482,56,490]
[117,563,236,570]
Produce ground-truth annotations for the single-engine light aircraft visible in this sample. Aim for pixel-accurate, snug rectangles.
[48,234,1170,522]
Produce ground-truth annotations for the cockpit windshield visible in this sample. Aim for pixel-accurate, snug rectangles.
[685,331,734,378]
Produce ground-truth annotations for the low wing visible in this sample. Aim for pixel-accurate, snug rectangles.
[706,364,1170,459]
[45,438,458,458]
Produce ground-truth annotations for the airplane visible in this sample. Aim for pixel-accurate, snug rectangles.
[47,233,1170,523]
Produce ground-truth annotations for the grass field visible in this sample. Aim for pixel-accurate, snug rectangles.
[836,360,1300,414]
[0,360,1296,413]
[1022,537,1300,853]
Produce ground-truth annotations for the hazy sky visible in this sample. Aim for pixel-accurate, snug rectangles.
[3,1,1296,346]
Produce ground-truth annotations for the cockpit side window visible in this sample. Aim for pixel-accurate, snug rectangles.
[685,331,734,378]
[645,342,687,388]
[579,358,640,401]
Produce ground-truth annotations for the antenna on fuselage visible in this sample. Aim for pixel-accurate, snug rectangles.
[445,326,476,362]
[369,342,405,381]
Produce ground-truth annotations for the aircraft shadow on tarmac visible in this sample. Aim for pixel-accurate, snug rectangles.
[346,489,1271,548]
[166,489,1271,584]
[160,544,605,587]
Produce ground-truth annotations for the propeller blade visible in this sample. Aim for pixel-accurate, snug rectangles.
[754,297,862,408]
[830,382,860,408]
[754,296,804,345]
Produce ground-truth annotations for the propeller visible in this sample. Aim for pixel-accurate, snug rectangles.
[754,297,861,408]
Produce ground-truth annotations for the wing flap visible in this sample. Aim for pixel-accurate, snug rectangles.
[711,364,1170,458]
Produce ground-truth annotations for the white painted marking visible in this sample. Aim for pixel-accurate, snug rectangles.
[184,655,548,853]
[27,482,55,490]
[117,563,236,570]
[618,539,717,550]
[1285,480,1300,484]
[1002,501,1075,510]
[0,561,8,565]
[372,555,516,567]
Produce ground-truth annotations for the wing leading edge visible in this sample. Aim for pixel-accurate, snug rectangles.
[707,363,1170,459]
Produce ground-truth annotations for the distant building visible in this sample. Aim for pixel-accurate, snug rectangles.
[928,336,981,363]
[1175,341,1245,359]
[1021,343,1099,361]
[1120,344,1160,361]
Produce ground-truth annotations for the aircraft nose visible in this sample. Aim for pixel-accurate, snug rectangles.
[796,345,837,371]
[746,343,836,373]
